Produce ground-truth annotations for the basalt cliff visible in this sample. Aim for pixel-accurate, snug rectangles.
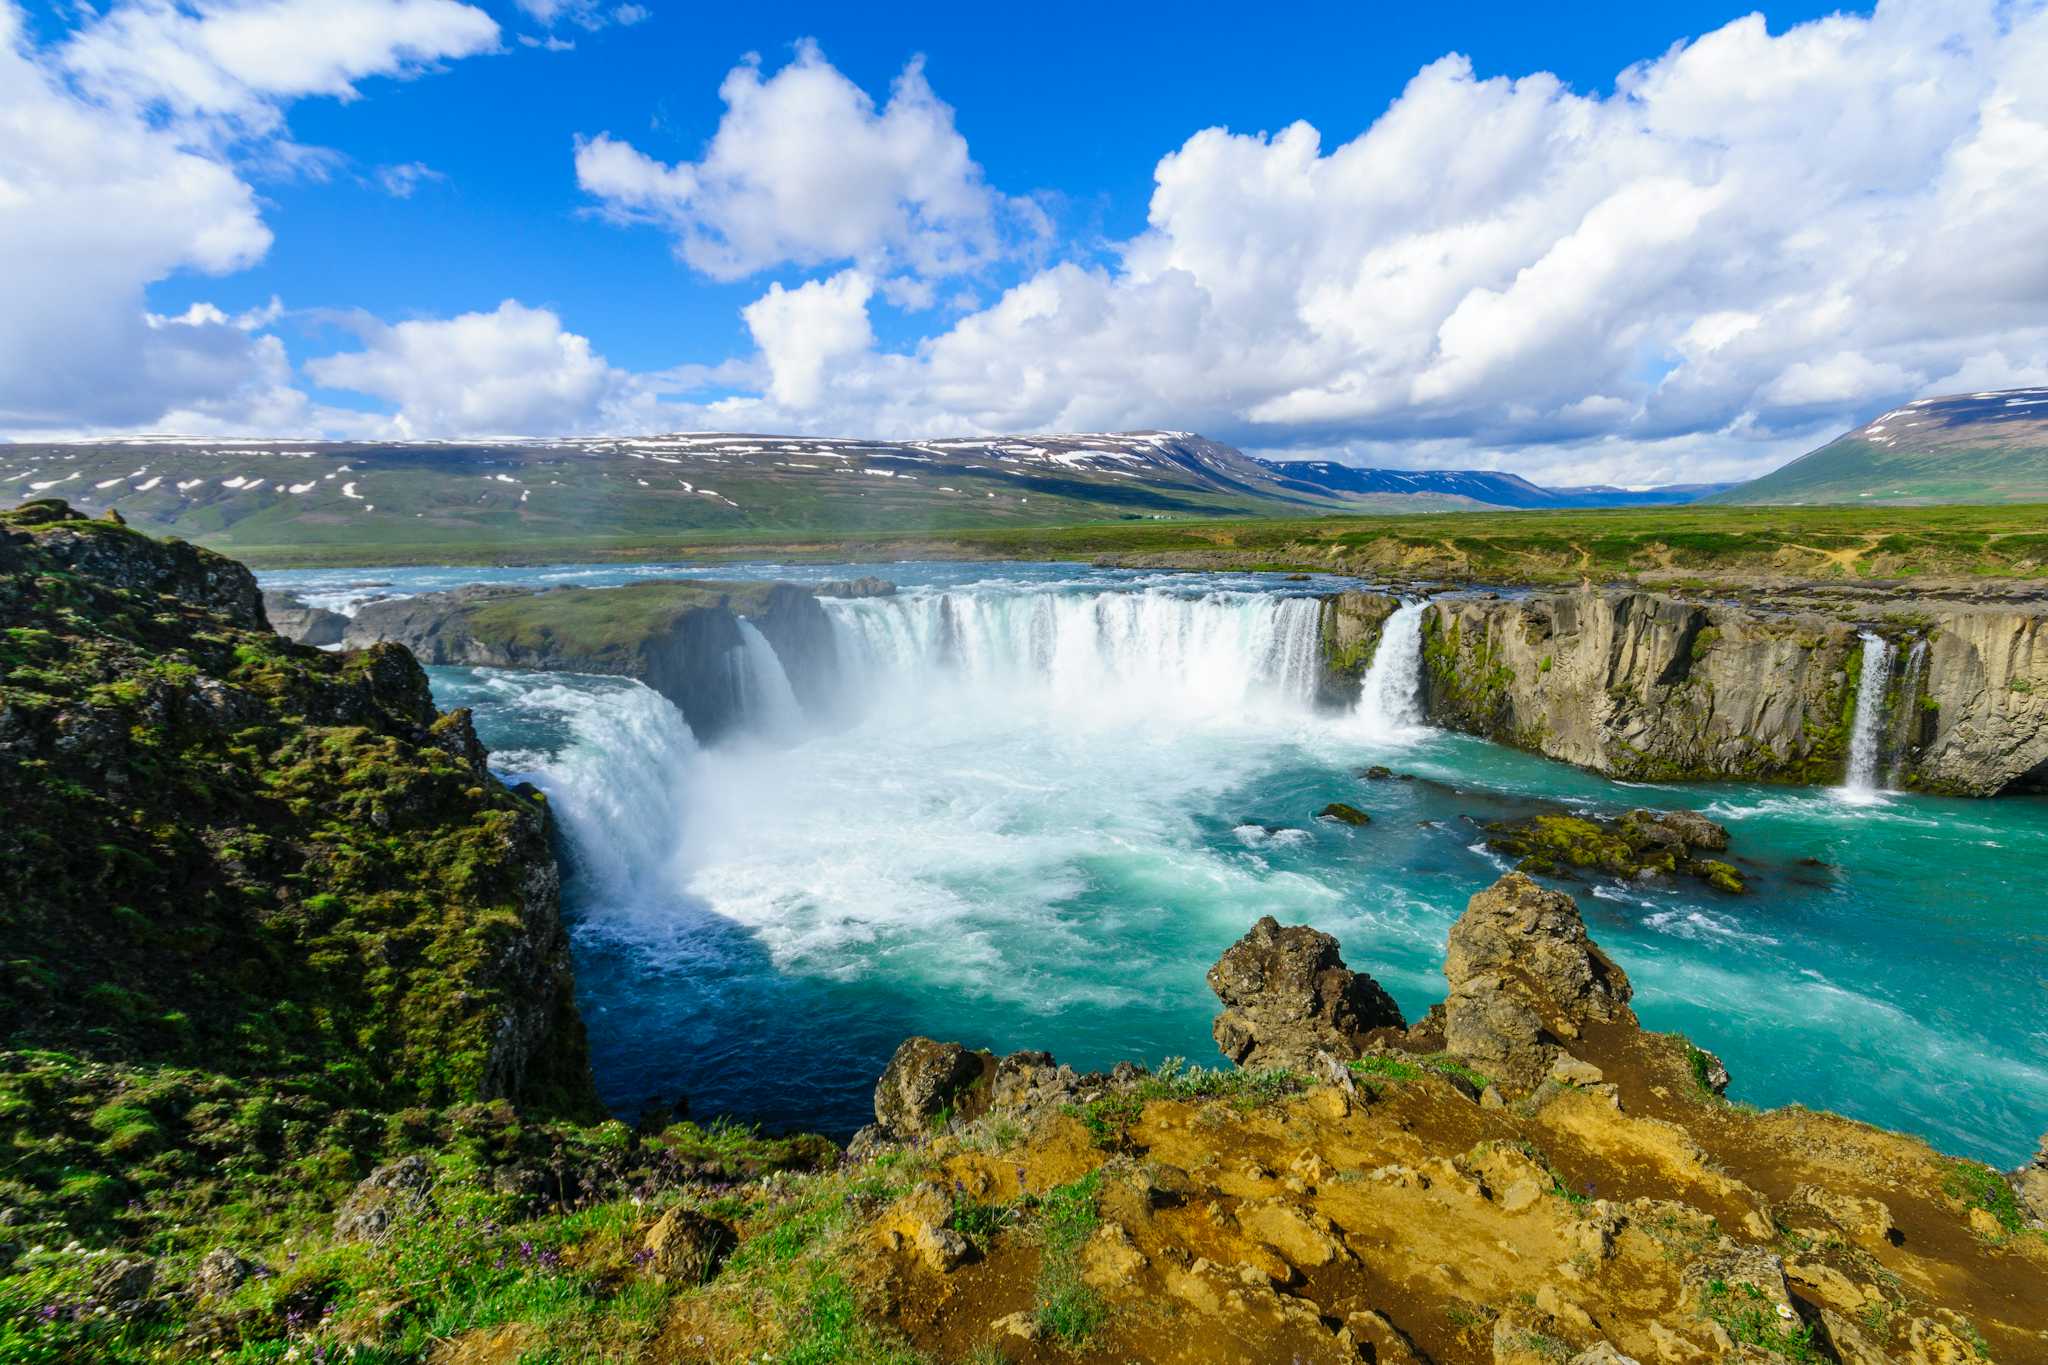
[1318,587,2048,795]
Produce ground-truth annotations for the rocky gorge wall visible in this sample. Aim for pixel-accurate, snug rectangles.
[1321,585,2048,795]
[0,500,593,1111]
[325,578,859,740]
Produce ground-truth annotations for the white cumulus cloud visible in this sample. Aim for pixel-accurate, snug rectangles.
[741,271,876,408]
[306,300,635,436]
[0,0,499,436]
[575,39,1043,283]
[666,1,2048,485]
[64,0,500,138]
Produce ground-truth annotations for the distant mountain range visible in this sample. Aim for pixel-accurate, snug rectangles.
[1256,460,1731,509]
[1711,387,2048,504]
[0,429,1729,560]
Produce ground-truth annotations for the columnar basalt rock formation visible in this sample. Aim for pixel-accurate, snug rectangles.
[1320,584,2048,795]
[1419,588,1862,784]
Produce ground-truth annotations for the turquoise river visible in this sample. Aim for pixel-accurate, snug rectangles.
[261,561,2048,1167]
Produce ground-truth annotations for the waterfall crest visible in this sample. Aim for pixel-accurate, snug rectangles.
[823,588,1325,720]
[1353,601,1429,739]
[458,672,699,898]
[1841,631,1894,798]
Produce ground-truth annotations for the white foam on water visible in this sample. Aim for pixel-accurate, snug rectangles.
[464,671,699,902]
[1643,908,1781,947]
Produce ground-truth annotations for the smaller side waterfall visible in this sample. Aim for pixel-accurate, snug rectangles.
[1888,638,1929,787]
[1841,631,1895,797]
[1354,601,1430,739]
[734,618,805,737]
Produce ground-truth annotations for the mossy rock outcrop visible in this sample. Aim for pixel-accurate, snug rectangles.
[1,500,593,1114]
[1,498,616,1292]
[1315,590,1400,707]
[1484,807,1745,893]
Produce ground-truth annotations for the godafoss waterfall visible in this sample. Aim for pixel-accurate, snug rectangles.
[270,562,2048,1167]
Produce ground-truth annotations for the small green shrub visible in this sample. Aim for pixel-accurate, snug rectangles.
[1699,1280,1822,1363]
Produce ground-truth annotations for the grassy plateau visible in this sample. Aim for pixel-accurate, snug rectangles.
[233,502,2048,584]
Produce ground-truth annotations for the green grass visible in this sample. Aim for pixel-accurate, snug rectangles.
[1347,1052,1492,1092]
[1064,1058,1304,1146]
[460,579,783,661]
[1697,1279,1822,1363]
[1941,1160,2031,1239]
[1028,1172,1106,1346]
[1686,1045,1725,1101]
[140,497,2048,582]
[1348,1055,1424,1083]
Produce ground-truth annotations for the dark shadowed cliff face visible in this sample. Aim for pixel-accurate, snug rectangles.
[0,499,593,1114]
[339,578,838,740]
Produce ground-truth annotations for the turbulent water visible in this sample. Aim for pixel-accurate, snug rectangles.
[267,561,2048,1164]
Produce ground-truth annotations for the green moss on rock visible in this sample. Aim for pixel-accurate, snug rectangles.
[1485,808,1744,893]
[1,501,603,1260]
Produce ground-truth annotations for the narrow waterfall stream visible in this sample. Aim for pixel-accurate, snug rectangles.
[1353,600,1429,739]
[733,618,805,737]
[1841,631,1895,798]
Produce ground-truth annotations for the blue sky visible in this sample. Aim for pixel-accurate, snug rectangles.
[129,0,1848,370]
[5,0,2047,483]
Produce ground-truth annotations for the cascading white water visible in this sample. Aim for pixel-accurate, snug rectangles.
[1841,631,1894,799]
[1888,638,1928,787]
[733,618,805,737]
[1353,601,1429,740]
[464,672,700,897]
[823,588,1326,720]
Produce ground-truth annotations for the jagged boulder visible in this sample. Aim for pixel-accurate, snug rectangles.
[641,1207,736,1283]
[873,1037,990,1138]
[333,1156,433,1243]
[2016,1134,2048,1226]
[1442,874,1634,1086]
[1208,916,1406,1072]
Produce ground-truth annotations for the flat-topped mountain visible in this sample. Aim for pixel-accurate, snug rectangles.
[0,430,1716,563]
[1713,387,2048,504]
